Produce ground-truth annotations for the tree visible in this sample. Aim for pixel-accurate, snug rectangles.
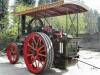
[17,0,59,5]
[97,16,100,32]
[0,0,8,30]
[84,9,99,34]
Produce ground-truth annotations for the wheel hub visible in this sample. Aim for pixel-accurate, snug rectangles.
[32,50,37,56]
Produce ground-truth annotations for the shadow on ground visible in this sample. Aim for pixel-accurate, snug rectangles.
[0,56,78,75]
[0,62,68,75]
[38,69,68,75]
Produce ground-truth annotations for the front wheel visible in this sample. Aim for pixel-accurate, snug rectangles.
[6,42,19,64]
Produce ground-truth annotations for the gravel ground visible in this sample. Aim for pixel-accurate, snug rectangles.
[0,49,100,75]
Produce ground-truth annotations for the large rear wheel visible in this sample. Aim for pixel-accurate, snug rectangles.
[23,32,54,74]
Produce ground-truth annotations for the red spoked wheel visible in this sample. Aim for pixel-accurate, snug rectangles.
[23,32,54,74]
[6,43,19,64]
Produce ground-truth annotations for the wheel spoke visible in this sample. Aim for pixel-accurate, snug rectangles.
[35,60,39,68]
[28,43,35,50]
[31,58,37,68]
[39,54,46,57]
[31,42,34,47]
[36,57,44,67]
[11,50,16,55]
[11,48,14,54]
[40,49,45,53]
[38,45,45,51]
[33,39,37,46]
[31,56,36,63]
[35,38,40,48]
[34,61,37,67]
[12,55,16,61]
[30,49,34,53]
[37,60,39,67]
[35,37,43,49]
[27,53,33,57]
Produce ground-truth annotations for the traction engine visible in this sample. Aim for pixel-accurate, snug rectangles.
[6,16,79,74]
[6,0,88,74]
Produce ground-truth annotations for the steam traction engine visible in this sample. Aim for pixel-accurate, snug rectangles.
[6,0,88,74]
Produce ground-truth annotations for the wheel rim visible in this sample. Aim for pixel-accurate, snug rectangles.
[23,33,47,73]
[6,43,19,64]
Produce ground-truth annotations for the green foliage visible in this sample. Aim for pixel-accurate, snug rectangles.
[84,9,99,34]
[16,2,32,12]
[0,13,20,44]
[50,13,86,35]
[1,0,99,42]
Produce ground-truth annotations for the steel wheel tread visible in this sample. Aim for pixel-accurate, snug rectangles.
[39,33,54,69]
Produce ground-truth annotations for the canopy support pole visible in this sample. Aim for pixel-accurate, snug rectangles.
[76,13,79,37]
[21,15,26,35]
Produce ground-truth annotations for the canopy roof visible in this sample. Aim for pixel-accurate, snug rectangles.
[16,0,89,18]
